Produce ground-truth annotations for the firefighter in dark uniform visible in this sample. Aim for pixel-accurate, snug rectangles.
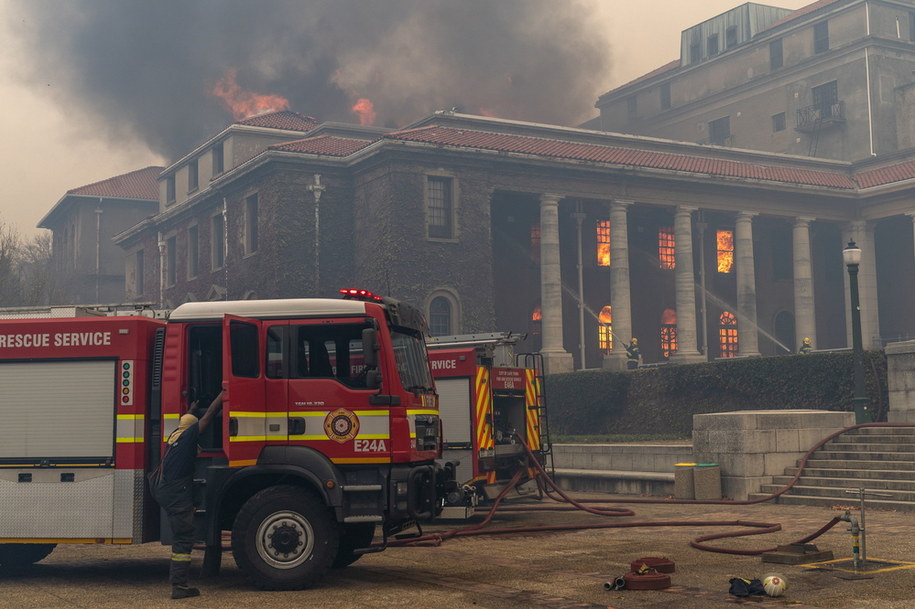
[799,337,812,354]
[150,391,223,599]
[625,338,641,370]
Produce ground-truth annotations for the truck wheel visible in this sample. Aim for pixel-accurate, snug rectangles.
[0,543,56,567]
[231,485,338,590]
[332,523,376,568]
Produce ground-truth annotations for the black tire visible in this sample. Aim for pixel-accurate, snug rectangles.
[231,485,338,590]
[0,543,56,567]
[332,522,375,569]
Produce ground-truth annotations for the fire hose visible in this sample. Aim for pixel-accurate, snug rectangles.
[386,422,914,554]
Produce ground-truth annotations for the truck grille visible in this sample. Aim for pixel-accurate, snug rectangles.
[414,414,440,452]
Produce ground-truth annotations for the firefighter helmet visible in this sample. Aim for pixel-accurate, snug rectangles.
[631,338,639,345]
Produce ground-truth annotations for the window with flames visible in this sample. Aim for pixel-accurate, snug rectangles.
[717,229,734,273]
[658,226,675,269]
[719,311,738,358]
[596,220,611,267]
[598,305,612,351]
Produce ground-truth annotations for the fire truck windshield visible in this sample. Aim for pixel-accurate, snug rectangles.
[390,328,434,394]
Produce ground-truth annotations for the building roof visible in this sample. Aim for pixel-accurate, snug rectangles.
[385,124,858,190]
[854,160,915,189]
[66,166,163,199]
[235,110,320,132]
[270,134,376,157]
[38,166,163,229]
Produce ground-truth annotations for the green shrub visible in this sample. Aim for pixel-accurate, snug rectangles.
[545,351,887,436]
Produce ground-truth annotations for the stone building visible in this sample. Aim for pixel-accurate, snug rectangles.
[594,0,915,162]
[111,107,915,373]
[38,166,161,304]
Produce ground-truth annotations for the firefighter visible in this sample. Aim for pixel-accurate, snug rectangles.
[149,391,223,599]
[799,337,812,354]
[625,338,641,370]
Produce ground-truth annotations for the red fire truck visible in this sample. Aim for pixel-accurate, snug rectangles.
[426,333,549,511]
[0,290,460,589]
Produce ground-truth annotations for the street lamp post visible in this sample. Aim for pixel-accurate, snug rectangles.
[842,240,869,423]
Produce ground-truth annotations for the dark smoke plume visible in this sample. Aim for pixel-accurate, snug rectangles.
[9,0,612,160]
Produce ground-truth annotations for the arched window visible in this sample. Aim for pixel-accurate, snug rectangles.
[719,311,738,357]
[660,308,678,359]
[428,296,453,336]
[598,305,612,351]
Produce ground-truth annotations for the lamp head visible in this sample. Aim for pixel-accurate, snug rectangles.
[843,240,862,266]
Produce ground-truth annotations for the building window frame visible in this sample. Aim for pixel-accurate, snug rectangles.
[187,224,199,279]
[211,211,225,271]
[188,158,199,193]
[425,289,461,337]
[725,26,738,50]
[165,234,177,288]
[814,21,829,53]
[425,174,457,240]
[719,311,739,358]
[769,38,783,70]
[717,229,735,273]
[660,308,678,360]
[596,220,611,267]
[166,175,176,205]
[772,112,787,132]
[658,226,675,269]
[212,140,225,176]
[660,82,671,110]
[244,193,258,256]
[598,305,612,352]
[707,33,720,56]
[134,249,145,298]
[708,116,731,145]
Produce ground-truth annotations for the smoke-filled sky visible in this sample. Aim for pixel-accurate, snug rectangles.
[1,0,811,235]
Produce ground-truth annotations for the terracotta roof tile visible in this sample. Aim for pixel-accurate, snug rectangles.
[67,166,163,200]
[854,160,915,189]
[386,126,857,189]
[270,135,375,156]
[235,110,319,132]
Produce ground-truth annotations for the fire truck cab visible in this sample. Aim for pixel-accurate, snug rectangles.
[0,291,457,589]
[426,333,549,512]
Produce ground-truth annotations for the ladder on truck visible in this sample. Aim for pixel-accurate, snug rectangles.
[517,351,552,476]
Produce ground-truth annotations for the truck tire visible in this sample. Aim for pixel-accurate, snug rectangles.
[332,523,375,568]
[231,485,338,590]
[0,543,56,567]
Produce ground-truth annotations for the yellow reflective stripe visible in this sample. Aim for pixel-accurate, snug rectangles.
[228,459,258,467]
[171,553,192,562]
[116,438,143,443]
[406,409,438,416]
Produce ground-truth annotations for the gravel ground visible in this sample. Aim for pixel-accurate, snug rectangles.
[1,493,913,609]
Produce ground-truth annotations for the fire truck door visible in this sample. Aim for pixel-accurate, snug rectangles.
[222,315,266,467]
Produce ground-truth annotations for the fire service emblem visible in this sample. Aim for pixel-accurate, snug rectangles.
[324,408,360,444]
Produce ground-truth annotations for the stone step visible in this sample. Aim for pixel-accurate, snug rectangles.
[826,434,915,444]
[769,475,915,492]
[746,492,915,512]
[844,427,915,436]
[805,450,915,462]
[802,458,915,470]
[824,442,915,452]
[757,483,915,502]
[785,467,915,481]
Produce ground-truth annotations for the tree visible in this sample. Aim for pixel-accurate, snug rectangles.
[0,217,55,307]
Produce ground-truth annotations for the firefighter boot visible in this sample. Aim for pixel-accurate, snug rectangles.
[169,554,200,599]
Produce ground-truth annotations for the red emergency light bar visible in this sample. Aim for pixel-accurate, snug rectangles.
[339,288,384,302]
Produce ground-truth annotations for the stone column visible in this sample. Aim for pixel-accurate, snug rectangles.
[670,206,703,363]
[539,194,574,374]
[793,217,817,350]
[735,211,760,356]
[843,221,881,348]
[604,200,633,372]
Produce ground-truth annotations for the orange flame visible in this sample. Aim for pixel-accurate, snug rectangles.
[351,98,376,125]
[717,229,734,273]
[211,68,289,119]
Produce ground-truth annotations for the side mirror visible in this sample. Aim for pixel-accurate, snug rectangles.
[362,328,378,368]
[365,369,381,390]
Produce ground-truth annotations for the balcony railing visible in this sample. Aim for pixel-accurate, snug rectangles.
[796,101,845,132]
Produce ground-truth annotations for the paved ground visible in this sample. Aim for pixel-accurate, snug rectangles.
[2,493,914,608]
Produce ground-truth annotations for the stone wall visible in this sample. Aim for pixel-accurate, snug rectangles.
[887,340,915,424]
[692,409,854,500]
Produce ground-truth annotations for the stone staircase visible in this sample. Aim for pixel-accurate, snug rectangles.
[749,426,915,512]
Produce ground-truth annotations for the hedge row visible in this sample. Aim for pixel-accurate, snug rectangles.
[544,351,888,437]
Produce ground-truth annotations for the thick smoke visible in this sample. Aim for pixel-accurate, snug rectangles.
[9,0,612,160]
